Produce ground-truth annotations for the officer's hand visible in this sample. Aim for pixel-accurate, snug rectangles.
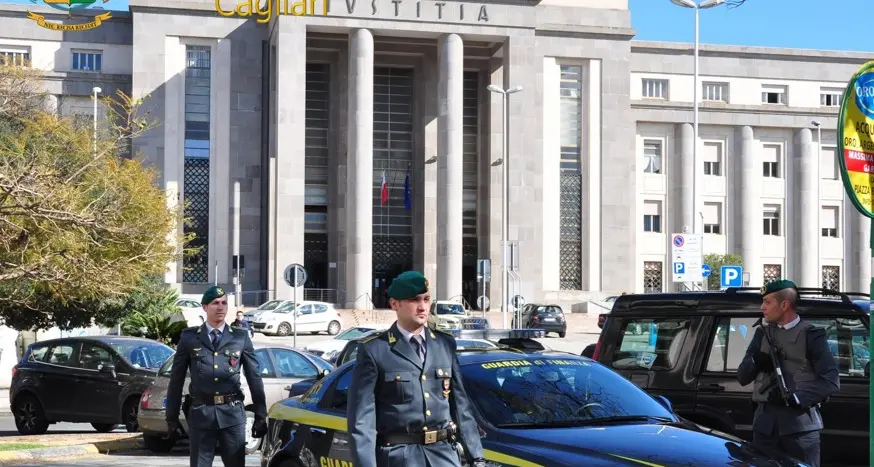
[471,459,487,467]
[752,352,772,373]
[166,419,179,439]
[252,418,268,438]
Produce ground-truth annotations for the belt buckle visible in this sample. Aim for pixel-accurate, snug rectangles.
[424,430,438,445]
[214,395,224,404]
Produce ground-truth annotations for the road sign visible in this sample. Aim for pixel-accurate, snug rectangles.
[721,265,743,288]
[670,233,703,283]
[512,295,525,309]
[284,263,307,288]
[477,295,490,310]
[702,264,712,278]
[477,259,491,281]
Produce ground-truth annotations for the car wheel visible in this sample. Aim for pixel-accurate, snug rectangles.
[122,397,140,432]
[277,322,291,336]
[13,395,49,435]
[244,412,262,455]
[327,321,341,335]
[91,423,117,433]
[143,434,176,453]
[558,331,566,338]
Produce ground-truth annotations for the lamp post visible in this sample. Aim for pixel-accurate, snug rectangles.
[670,0,722,290]
[92,86,102,156]
[487,84,523,329]
[812,120,822,285]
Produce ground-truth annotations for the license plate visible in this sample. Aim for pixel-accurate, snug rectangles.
[544,318,555,322]
[161,397,167,409]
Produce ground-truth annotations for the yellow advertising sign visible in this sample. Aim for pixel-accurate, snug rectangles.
[838,60,874,218]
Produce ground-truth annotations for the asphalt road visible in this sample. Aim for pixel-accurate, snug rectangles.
[10,448,261,466]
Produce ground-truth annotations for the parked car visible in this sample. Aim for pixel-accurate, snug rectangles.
[588,287,870,466]
[263,351,809,467]
[427,301,490,330]
[173,298,206,327]
[243,299,290,323]
[10,336,174,435]
[137,342,333,454]
[512,304,568,337]
[249,300,342,336]
[304,325,388,362]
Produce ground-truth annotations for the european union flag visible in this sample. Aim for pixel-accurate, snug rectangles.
[403,170,412,210]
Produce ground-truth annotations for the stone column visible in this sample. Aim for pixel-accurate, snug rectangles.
[436,33,464,300]
[675,123,695,232]
[345,29,374,309]
[795,128,819,288]
[852,206,872,292]
[739,126,763,287]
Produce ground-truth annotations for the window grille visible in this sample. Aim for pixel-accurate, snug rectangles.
[182,45,211,283]
[643,262,663,293]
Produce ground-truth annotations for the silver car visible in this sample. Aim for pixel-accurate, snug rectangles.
[137,342,333,453]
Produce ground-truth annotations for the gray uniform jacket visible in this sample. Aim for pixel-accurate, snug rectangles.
[347,322,484,467]
[166,324,267,430]
[737,322,840,436]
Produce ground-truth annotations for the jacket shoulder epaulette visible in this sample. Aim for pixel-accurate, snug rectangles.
[431,328,455,339]
[359,332,382,344]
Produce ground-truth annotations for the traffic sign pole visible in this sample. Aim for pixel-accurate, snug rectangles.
[283,263,308,348]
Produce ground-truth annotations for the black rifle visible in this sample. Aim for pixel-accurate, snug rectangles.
[753,318,792,406]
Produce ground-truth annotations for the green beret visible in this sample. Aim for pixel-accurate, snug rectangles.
[201,285,227,305]
[387,271,429,300]
[761,279,797,297]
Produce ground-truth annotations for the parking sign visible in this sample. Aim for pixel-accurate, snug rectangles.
[670,233,703,283]
[720,266,743,288]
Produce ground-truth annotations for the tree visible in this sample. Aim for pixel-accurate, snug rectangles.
[0,62,190,327]
[703,253,744,290]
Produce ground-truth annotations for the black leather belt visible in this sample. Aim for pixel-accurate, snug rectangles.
[380,428,452,446]
[192,393,243,405]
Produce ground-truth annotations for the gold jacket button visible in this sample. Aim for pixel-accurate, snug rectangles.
[424,393,430,399]
[214,377,218,382]
[437,369,443,376]
[214,364,218,369]
[214,352,218,356]
[421,375,427,381]
[395,375,401,381]
[425,410,431,416]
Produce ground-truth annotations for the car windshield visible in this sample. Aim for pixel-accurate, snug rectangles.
[158,353,175,377]
[311,354,334,372]
[337,327,377,341]
[461,357,674,427]
[108,341,174,369]
[533,306,562,316]
[256,300,284,311]
[274,302,297,313]
[434,303,465,315]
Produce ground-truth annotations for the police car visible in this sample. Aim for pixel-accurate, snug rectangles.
[261,329,809,467]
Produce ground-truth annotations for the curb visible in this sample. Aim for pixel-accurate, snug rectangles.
[0,435,144,465]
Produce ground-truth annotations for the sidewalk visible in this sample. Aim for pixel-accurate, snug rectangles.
[0,433,142,465]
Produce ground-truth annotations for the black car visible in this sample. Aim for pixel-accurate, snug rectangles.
[10,336,174,435]
[513,304,568,337]
[588,287,870,466]
[262,349,810,467]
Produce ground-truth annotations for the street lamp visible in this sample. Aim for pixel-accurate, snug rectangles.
[670,0,722,290]
[487,83,523,329]
[92,86,102,156]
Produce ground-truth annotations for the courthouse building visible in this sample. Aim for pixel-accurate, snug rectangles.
[0,0,870,311]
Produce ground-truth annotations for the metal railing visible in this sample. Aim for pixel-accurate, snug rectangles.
[303,288,339,304]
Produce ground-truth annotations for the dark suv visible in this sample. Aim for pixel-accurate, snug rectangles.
[588,288,869,466]
[512,304,567,337]
[10,336,174,435]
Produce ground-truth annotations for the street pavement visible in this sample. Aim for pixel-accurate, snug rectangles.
[7,448,261,466]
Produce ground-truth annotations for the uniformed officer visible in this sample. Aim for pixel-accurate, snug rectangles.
[348,271,486,467]
[165,286,268,467]
[736,279,840,467]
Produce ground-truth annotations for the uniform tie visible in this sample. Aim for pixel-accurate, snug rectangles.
[411,334,425,363]
[211,328,222,346]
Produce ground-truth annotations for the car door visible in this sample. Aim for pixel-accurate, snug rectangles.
[804,315,869,465]
[310,304,330,332]
[314,367,354,461]
[252,348,281,402]
[271,348,320,400]
[75,341,125,421]
[603,315,700,416]
[40,341,82,418]
[294,305,316,332]
[694,315,759,436]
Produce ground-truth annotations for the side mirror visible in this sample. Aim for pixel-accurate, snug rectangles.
[318,369,331,379]
[98,363,117,378]
[655,395,673,412]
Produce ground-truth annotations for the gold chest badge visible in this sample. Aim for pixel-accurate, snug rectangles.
[442,379,451,399]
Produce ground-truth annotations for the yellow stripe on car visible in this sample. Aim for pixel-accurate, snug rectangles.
[608,454,666,467]
[483,449,544,467]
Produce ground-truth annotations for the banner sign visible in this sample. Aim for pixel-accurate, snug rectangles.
[838,60,874,219]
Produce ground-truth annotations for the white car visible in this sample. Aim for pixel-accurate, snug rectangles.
[304,325,388,362]
[250,300,342,336]
[173,298,206,327]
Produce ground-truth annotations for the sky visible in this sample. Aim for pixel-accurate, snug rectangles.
[3,0,871,53]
